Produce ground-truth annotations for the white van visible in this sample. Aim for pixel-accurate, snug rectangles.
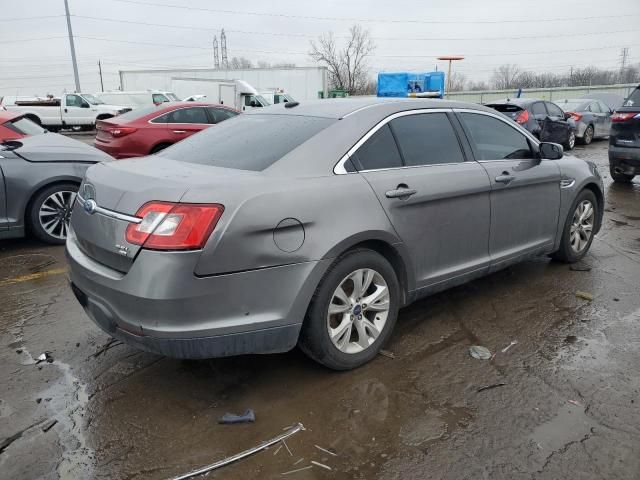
[259,89,295,105]
[95,91,180,109]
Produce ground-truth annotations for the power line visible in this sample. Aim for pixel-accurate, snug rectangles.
[69,14,640,42]
[109,0,640,25]
[0,36,67,45]
[0,15,65,22]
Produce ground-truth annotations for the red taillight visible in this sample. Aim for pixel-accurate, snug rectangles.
[567,112,582,122]
[515,110,529,124]
[109,126,137,138]
[611,112,638,122]
[125,201,224,250]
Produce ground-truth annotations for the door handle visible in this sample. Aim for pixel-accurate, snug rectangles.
[64,108,68,113]
[385,188,417,199]
[172,130,187,134]
[495,173,515,184]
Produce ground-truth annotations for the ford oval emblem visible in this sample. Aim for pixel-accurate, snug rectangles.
[84,199,97,215]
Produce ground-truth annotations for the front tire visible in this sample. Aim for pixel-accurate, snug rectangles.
[298,249,400,370]
[551,189,598,263]
[28,183,78,244]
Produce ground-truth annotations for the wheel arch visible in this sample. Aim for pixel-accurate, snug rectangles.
[150,142,173,154]
[582,182,604,234]
[321,232,414,307]
[96,113,114,121]
[23,113,41,125]
[24,177,82,227]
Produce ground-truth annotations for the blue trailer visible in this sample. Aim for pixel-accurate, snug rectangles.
[377,71,445,99]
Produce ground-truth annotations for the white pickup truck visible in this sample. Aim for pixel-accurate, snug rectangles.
[1,93,130,131]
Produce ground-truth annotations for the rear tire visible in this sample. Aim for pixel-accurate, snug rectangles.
[609,165,635,183]
[564,130,576,151]
[150,143,171,154]
[298,249,400,370]
[28,183,78,245]
[551,189,598,263]
[581,125,594,145]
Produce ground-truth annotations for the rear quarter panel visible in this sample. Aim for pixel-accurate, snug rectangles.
[184,173,402,277]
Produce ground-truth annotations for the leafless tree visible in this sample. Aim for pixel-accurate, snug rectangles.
[309,24,375,95]
[448,72,467,92]
[490,64,522,90]
[229,57,253,69]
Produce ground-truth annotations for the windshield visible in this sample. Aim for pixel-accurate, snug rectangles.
[559,101,587,112]
[159,114,335,171]
[82,94,105,105]
[624,87,640,107]
[254,95,269,106]
[4,116,47,136]
[166,92,180,101]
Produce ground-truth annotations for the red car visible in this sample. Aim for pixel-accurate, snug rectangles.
[0,110,47,142]
[94,102,239,159]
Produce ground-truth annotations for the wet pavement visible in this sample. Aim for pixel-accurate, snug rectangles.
[1,140,639,480]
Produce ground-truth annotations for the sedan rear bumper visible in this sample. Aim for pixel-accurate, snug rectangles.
[66,229,330,358]
[609,145,640,173]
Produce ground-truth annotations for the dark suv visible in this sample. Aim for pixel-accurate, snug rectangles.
[609,85,640,183]
[486,98,576,150]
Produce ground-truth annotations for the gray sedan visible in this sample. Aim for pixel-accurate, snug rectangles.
[0,133,112,244]
[66,98,604,370]
[558,98,613,145]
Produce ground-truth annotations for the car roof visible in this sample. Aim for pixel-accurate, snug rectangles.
[246,97,496,119]
[485,98,541,106]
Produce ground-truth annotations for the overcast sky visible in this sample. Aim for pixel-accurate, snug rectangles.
[1,0,639,96]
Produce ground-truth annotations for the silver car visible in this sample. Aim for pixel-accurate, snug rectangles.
[558,98,613,145]
[66,98,604,370]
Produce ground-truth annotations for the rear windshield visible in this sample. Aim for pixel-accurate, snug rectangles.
[114,105,164,121]
[559,101,587,112]
[624,87,640,107]
[487,104,523,113]
[4,116,47,135]
[159,114,335,171]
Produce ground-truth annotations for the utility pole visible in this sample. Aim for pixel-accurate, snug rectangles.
[63,0,81,92]
[437,56,464,98]
[213,36,220,69]
[98,60,104,92]
[619,47,629,82]
[221,29,228,69]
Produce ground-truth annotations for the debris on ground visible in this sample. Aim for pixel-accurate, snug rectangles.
[292,458,304,466]
[171,423,305,480]
[311,460,332,471]
[36,352,53,364]
[41,419,57,432]
[564,335,578,344]
[273,444,283,456]
[281,465,313,476]
[501,340,518,353]
[283,440,293,456]
[314,444,338,456]
[15,349,23,354]
[379,349,396,359]
[218,409,256,424]
[570,264,592,272]
[567,399,583,407]
[477,383,507,393]
[576,291,594,301]
[90,338,123,359]
[469,345,492,360]
[610,219,628,226]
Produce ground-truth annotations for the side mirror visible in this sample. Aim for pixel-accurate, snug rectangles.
[81,102,90,108]
[539,142,563,160]
[563,112,571,120]
[250,101,257,107]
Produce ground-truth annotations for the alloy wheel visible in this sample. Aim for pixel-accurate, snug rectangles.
[570,199,594,253]
[38,190,77,240]
[326,268,390,354]
[568,131,576,149]
[584,126,593,144]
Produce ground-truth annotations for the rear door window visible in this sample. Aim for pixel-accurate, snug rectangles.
[459,113,532,160]
[351,124,403,171]
[546,103,565,117]
[531,102,548,116]
[624,87,640,107]
[168,107,209,124]
[206,107,238,123]
[589,102,602,113]
[389,113,464,166]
